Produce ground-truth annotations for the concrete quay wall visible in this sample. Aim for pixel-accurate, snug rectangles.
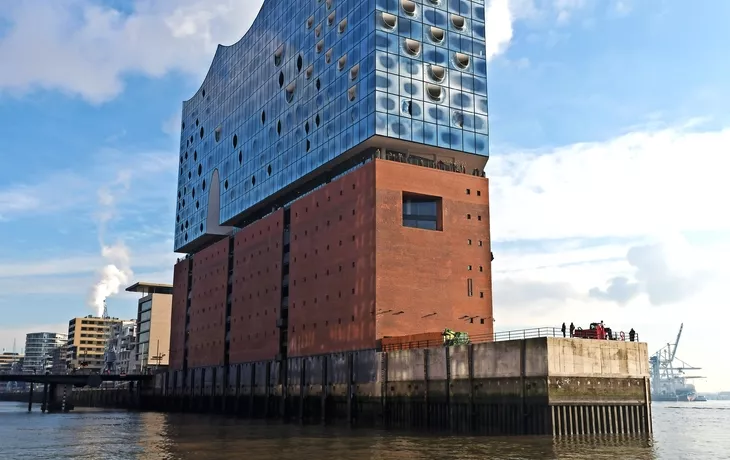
[83,338,653,436]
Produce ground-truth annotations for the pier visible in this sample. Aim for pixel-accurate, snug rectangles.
[1,330,651,436]
[0,374,152,413]
[128,333,652,436]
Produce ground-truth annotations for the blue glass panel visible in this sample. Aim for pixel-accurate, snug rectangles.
[174,0,489,251]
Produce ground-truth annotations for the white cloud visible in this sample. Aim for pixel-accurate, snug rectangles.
[554,0,587,24]
[0,170,89,218]
[489,123,730,243]
[0,149,175,221]
[485,0,515,61]
[0,0,586,103]
[0,248,176,279]
[162,111,183,137]
[589,235,716,306]
[613,0,633,15]
[489,122,730,391]
[0,0,262,103]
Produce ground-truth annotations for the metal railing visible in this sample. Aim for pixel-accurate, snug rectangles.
[376,149,486,177]
[381,326,640,352]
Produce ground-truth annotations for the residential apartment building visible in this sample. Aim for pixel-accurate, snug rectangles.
[0,353,24,392]
[126,282,173,373]
[106,320,137,374]
[22,332,67,375]
[0,352,22,374]
[170,0,493,381]
[66,316,122,372]
[50,345,67,374]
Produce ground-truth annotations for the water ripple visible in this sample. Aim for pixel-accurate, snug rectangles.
[0,401,728,459]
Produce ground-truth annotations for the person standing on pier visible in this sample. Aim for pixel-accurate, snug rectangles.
[561,323,567,337]
[629,328,636,342]
[569,322,575,338]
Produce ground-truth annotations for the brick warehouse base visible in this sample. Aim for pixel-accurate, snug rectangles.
[78,338,653,437]
[170,157,496,375]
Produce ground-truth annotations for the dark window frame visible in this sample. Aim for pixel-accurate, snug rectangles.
[402,192,443,231]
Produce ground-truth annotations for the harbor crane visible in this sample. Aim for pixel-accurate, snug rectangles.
[649,323,704,401]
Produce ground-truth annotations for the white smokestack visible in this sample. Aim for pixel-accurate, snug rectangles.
[88,171,134,316]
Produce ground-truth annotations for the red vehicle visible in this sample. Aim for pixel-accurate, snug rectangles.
[573,322,607,340]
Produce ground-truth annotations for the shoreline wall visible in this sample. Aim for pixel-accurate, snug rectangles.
[73,337,652,436]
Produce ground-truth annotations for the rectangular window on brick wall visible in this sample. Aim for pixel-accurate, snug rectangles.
[402,193,442,231]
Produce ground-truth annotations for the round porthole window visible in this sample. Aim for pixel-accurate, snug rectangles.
[454,53,470,69]
[451,14,466,30]
[401,0,417,16]
[381,12,397,29]
[426,83,443,101]
[430,65,446,82]
[430,26,444,43]
[404,39,421,56]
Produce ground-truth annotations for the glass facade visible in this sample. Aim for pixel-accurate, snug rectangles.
[137,299,153,367]
[175,0,489,252]
[22,332,67,374]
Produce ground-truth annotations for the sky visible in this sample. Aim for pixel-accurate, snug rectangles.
[0,0,728,390]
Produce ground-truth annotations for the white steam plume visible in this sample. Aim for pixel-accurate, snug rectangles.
[87,171,134,317]
[89,243,134,316]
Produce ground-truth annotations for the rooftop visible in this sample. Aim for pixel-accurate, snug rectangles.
[125,282,174,296]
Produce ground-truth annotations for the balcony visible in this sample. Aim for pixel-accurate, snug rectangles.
[376,149,486,178]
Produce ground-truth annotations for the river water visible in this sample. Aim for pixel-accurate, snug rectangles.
[0,401,728,459]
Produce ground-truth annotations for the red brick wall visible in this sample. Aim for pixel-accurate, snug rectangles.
[229,210,284,363]
[187,237,230,368]
[288,163,377,356]
[169,258,190,371]
[374,159,494,341]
